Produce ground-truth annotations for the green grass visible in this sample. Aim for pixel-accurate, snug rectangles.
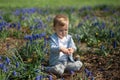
[0,0,120,9]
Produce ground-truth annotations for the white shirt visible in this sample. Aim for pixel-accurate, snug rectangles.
[58,36,68,61]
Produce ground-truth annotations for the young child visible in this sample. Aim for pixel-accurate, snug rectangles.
[45,14,82,76]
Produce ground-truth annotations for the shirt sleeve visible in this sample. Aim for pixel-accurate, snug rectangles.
[69,37,77,51]
[49,37,60,54]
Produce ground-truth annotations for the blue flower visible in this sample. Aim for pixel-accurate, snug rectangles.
[6,57,10,65]
[0,63,4,69]
[13,9,21,16]
[35,34,39,39]
[113,41,117,48]
[32,34,37,40]
[16,62,19,68]
[24,35,33,41]
[70,70,75,75]
[3,65,8,72]
[9,23,17,28]
[109,30,114,38]
[85,68,89,74]
[13,71,17,76]
[87,71,92,77]
[85,68,92,77]
[38,32,46,38]
[48,75,52,80]
[35,75,42,80]
[17,22,21,30]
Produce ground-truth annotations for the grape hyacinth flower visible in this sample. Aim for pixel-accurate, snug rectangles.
[6,57,10,65]
[48,75,52,80]
[0,63,4,69]
[70,70,75,75]
[109,30,114,38]
[35,75,42,80]
[13,71,17,76]
[113,41,117,48]
[85,68,89,74]
[17,22,21,30]
[85,68,92,77]
[3,65,8,72]
[16,62,19,68]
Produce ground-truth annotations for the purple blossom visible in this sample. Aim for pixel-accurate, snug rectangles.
[85,68,89,74]
[24,35,33,41]
[24,32,46,41]
[85,68,92,77]
[17,22,21,30]
[13,9,21,16]
[87,71,92,77]
[0,63,4,69]
[9,23,17,28]
[32,34,37,40]
[16,62,19,68]
[35,75,42,80]
[70,70,75,75]
[13,71,17,76]
[113,41,117,48]
[6,57,10,65]
[109,30,114,38]
[48,75,52,80]
[3,65,8,72]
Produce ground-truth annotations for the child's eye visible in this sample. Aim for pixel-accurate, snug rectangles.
[59,29,67,32]
[65,29,68,31]
[60,30,63,32]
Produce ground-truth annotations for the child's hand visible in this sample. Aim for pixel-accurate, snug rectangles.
[60,47,70,54]
[68,48,74,54]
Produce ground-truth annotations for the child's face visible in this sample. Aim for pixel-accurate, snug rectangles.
[54,24,68,39]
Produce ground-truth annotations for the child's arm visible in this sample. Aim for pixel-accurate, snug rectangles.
[68,48,75,54]
[68,36,77,52]
[49,38,60,54]
[60,47,70,54]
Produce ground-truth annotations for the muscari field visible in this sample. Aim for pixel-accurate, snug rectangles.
[0,0,120,80]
